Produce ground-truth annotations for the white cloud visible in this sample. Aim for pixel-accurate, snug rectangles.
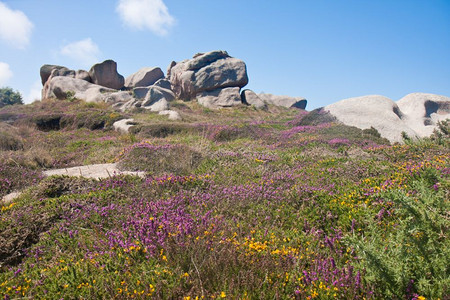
[0,2,33,49]
[24,80,42,103]
[60,38,101,68]
[0,62,13,85]
[116,0,175,36]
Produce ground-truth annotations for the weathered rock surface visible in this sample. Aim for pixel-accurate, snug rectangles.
[89,60,125,90]
[43,163,146,179]
[325,95,418,143]
[143,98,169,112]
[168,50,248,100]
[125,67,164,88]
[241,89,267,109]
[197,87,242,109]
[1,192,21,205]
[75,70,92,82]
[159,110,182,120]
[153,78,172,90]
[49,68,76,79]
[259,93,307,109]
[397,93,450,137]
[103,91,133,105]
[40,64,68,85]
[113,118,137,133]
[42,76,115,102]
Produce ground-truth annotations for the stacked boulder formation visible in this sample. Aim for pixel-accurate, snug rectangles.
[40,50,308,111]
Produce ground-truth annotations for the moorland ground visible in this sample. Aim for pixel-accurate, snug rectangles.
[1,99,449,299]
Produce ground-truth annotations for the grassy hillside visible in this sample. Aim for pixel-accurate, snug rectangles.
[1,99,449,299]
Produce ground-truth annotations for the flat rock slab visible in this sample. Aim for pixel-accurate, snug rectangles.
[43,163,146,179]
[1,164,145,205]
[1,192,22,204]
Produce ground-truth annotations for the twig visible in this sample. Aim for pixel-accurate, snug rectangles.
[191,256,204,298]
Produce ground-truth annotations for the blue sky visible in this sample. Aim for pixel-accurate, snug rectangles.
[0,0,449,109]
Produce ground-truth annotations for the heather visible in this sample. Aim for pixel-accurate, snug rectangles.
[0,100,449,299]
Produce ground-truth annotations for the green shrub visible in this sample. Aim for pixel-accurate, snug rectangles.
[295,108,336,126]
[346,170,450,298]
[0,87,23,108]
[430,119,450,146]
[362,126,381,138]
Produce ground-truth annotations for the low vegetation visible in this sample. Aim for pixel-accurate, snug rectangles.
[0,87,23,108]
[0,98,448,299]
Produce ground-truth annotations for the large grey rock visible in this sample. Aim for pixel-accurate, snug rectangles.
[113,118,137,133]
[197,87,242,109]
[132,87,150,99]
[125,67,164,88]
[141,86,174,110]
[397,93,450,137]
[103,91,133,105]
[168,50,248,100]
[143,97,169,112]
[40,64,68,85]
[324,95,417,143]
[159,110,182,120]
[89,60,125,90]
[153,78,172,90]
[258,93,307,109]
[42,76,114,101]
[41,68,77,95]
[50,68,76,79]
[241,89,267,109]
[75,70,92,82]
[118,98,141,112]
[41,65,92,91]
[134,86,175,101]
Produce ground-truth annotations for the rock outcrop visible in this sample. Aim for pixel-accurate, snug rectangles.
[159,110,182,120]
[197,87,242,109]
[324,93,450,143]
[42,77,114,102]
[113,118,137,133]
[258,93,307,109]
[241,89,267,109]
[40,51,311,111]
[168,50,248,107]
[89,60,125,90]
[397,93,450,137]
[40,65,68,85]
[125,67,164,88]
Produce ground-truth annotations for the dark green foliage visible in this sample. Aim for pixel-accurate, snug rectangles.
[430,119,450,146]
[346,170,450,298]
[362,126,382,138]
[0,87,23,108]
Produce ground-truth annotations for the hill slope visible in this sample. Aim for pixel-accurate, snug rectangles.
[1,99,449,299]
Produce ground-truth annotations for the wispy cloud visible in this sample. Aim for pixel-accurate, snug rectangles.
[0,2,33,49]
[0,62,13,85]
[116,0,175,36]
[60,38,101,68]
